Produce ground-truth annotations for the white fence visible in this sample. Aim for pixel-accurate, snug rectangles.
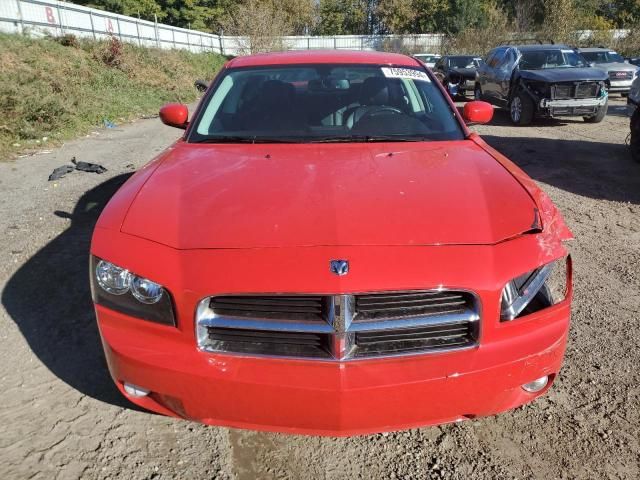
[0,0,445,55]
[0,0,223,53]
[0,0,630,57]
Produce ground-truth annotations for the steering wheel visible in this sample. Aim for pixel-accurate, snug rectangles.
[353,106,403,128]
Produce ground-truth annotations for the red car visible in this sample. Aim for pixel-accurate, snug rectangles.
[91,50,573,436]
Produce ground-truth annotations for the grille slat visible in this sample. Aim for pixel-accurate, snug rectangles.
[354,322,475,357]
[207,327,332,357]
[198,291,479,360]
[354,291,474,322]
[209,296,325,321]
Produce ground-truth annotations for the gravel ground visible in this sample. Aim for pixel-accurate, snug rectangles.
[1,97,639,479]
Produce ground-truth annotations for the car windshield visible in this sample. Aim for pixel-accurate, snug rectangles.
[519,49,587,69]
[449,57,482,69]
[190,64,463,143]
[415,55,439,63]
[582,50,625,64]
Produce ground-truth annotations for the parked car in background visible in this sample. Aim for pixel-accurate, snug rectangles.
[414,53,441,68]
[476,44,609,125]
[578,47,638,95]
[627,75,640,162]
[625,57,640,67]
[91,49,573,436]
[434,55,483,97]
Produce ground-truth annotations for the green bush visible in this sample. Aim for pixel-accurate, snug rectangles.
[0,33,225,159]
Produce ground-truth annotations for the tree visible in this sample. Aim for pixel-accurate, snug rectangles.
[219,0,293,52]
[376,0,449,34]
[314,0,370,35]
[74,0,167,22]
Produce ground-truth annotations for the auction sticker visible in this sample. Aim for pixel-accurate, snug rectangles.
[381,67,430,82]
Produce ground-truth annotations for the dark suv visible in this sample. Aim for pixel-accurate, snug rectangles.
[433,55,483,97]
[475,44,609,125]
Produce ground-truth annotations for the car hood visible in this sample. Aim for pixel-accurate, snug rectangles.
[519,67,608,82]
[121,141,538,249]
[593,62,637,72]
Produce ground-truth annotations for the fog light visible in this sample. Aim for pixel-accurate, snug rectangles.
[123,382,150,397]
[522,376,549,393]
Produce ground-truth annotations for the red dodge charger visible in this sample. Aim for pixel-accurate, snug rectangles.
[91,50,573,436]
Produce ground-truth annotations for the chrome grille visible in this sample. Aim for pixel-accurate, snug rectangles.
[196,291,479,360]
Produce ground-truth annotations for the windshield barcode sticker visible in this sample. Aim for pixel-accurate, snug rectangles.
[381,67,430,82]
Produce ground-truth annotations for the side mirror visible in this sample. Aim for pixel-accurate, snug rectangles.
[159,103,189,129]
[463,101,493,125]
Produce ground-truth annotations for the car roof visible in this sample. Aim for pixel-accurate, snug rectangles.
[578,47,615,52]
[226,49,422,68]
[444,54,481,58]
[493,44,571,52]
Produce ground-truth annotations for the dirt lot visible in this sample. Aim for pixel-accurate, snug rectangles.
[1,97,639,480]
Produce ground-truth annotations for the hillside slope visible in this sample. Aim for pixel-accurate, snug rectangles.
[0,33,225,159]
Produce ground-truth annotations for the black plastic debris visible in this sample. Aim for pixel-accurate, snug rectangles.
[48,165,75,181]
[71,156,107,174]
[48,157,108,181]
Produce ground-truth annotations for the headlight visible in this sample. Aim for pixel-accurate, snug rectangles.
[91,256,176,326]
[500,256,570,321]
[96,260,131,295]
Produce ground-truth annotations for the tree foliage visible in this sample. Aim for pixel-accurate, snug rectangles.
[71,0,640,35]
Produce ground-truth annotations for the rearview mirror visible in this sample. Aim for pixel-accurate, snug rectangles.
[463,101,493,125]
[159,103,189,129]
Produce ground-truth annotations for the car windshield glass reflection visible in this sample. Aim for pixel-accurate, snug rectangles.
[449,57,482,69]
[520,50,587,70]
[582,51,625,64]
[190,64,463,144]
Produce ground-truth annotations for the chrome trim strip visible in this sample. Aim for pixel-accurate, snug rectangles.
[198,316,335,333]
[349,310,478,332]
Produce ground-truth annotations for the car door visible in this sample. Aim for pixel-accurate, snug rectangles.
[477,49,497,99]
[495,48,519,106]
[482,47,507,104]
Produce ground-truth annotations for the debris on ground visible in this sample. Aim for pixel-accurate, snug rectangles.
[103,119,116,129]
[71,157,107,174]
[48,157,108,181]
[47,165,74,181]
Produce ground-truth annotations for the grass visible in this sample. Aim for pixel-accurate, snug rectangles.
[0,33,226,159]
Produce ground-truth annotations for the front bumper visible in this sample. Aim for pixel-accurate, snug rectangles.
[539,96,607,117]
[609,79,633,93]
[98,301,570,436]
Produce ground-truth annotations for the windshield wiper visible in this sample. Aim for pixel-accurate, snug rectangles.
[192,136,303,144]
[311,135,429,143]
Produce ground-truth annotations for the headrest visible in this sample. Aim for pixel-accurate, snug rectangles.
[359,77,389,105]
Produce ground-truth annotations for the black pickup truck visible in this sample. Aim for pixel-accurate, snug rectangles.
[475,44,609,125]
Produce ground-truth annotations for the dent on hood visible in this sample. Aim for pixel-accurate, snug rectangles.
[470,133,574,249]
